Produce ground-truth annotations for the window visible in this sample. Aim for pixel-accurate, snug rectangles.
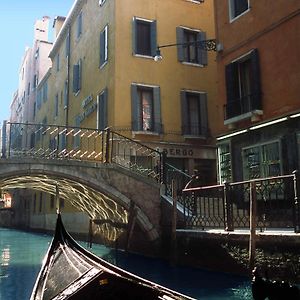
[97,88,108,130]
[131,84,161,133]
[76,11,83,39]
[65,33,70,57]
[229,0,249,20]
[73,60,82,94]
[181,91,208,136]
[242,141,281,179]
[132,17,157,57]
[176,27,207,65]
[100,25,108,67]
[225,49,261,120]
[55,94,59,117]
[218,143,232,183]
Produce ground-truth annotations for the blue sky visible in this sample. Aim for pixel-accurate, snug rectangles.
[0,0,74,127]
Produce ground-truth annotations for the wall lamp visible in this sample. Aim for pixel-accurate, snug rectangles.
[153,39,217,61]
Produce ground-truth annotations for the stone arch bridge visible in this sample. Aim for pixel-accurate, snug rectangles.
[0,157,162,249]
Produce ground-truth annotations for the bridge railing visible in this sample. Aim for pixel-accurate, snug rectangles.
[2,122,164,183]
[182,172,300,233]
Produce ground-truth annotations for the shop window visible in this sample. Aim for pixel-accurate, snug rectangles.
[218,143,232,183]
[225,49,261,120]
[132,17,157,57]
[176,27,207,65]
[181,91,208,137]
[242,141,281,180]
[131,84,162,133]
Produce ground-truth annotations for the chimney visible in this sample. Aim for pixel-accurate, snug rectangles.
[34,16,50,42]
[53,16,66,41]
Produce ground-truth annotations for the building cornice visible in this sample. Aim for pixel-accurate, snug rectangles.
[49,0,85,59]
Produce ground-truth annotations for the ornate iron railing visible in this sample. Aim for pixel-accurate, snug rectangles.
[1,122,163,183]
[182,173,300,232]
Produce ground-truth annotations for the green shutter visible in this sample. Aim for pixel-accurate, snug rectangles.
[150,20,157,57]
[153,86,161,133]
[180,91,188,134]
[100,30,105,66]
[99,88,108,130]
[73,64,79,93]
[131,84,140,131]
[199,93,208,136]
[198,31,208,66]
[132,17,137,55]
[250,49,262,110]
[176,27,184,62]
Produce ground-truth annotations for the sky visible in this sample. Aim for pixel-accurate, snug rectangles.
[0,0,75,127]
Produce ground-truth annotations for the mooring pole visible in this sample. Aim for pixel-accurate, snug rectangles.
[249,180,257,271]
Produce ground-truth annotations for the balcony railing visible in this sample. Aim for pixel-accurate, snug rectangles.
[224,93,262,120]
[1,122,163,183]
[182,172,300,232]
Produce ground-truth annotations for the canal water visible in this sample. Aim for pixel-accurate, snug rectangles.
[0,227,252,300]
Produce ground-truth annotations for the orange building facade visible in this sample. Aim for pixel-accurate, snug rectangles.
[213,0,300,182]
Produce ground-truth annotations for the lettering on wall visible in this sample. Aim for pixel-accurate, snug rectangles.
[161,148,194,158]
[79,94,97,123]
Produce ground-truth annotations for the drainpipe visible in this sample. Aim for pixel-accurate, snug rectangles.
[66,26,71,128]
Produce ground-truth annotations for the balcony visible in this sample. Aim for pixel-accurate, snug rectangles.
[224,93,262,125]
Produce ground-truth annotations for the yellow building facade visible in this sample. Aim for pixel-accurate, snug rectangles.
[36,0,217,183]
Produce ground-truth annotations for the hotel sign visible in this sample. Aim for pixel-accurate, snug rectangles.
[79,94,97,123]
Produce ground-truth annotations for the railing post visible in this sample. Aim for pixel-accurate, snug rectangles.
[224,181,234,231]
[293,170,300,233]
[105,127,111,163]
[161,151,167,185]
[249,180,257,271]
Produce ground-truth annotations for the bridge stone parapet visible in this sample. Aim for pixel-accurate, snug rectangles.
[0,158,161,242]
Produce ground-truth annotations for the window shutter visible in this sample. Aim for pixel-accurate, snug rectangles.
[98,89,108,130]
[199,93,208,136]
[73,64,79,93]
[180,91,188,135]
[132,17,137,55]
[150,20,157,57]
[198,31,208,66]
[153,86,162,133]
[100,29,105,66]
[78,60,82,91]
[176,27,184,62]
[250,49,262,110]
[131,84,140,131]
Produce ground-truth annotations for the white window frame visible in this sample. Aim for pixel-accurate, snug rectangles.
[229,0,250,23]
[100,25,108,68]
[99,0,106,6]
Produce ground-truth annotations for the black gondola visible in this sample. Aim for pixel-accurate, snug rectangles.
[252,267,300,300]
[30,214,195,300]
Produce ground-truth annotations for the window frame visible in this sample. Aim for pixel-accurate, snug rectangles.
[181,90,208,138]
[97,88,108,130]
[229,0,250,22]
[132,17,157,58]
[100,25,109,68]
[176,26,207,66]
[76,11,83,40]
[131,83,161,134]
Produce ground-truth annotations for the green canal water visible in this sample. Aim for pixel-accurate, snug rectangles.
[0,227,252,299]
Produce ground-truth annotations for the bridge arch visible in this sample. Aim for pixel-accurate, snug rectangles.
[0,158,161,243]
